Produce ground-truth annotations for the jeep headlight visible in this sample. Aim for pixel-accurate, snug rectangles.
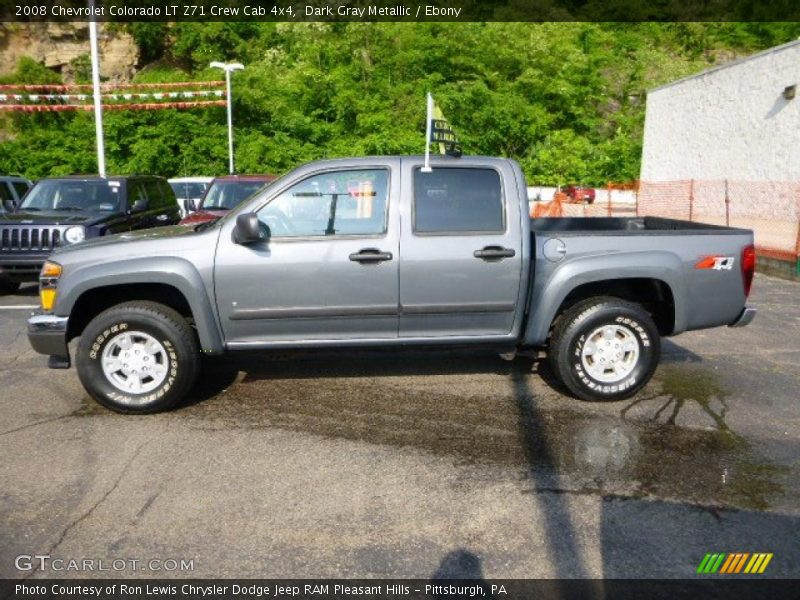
[64,226,85,245]
[39,261,62,312]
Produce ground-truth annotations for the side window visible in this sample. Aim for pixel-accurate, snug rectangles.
[0,182,13,202]
[143,180,168,210]
[257,169,389,238]
[129,181,148,208]
[160,180,176,204]
[413,167,504,234]
[12,181,30,200]
[0,182,14,210]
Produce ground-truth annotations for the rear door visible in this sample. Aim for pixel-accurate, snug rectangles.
[144,178,179,225]
[398,159,524,338]
[125,179,151,231]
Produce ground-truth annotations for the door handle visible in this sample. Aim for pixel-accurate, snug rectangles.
[474,246,516,260]
[156,214,169,222]
[349,248,393,263]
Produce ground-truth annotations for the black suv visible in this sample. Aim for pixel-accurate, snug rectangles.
[0,175,179,293]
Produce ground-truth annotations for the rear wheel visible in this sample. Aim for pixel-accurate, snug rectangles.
[548,297,660,401]
[76,301,199,413]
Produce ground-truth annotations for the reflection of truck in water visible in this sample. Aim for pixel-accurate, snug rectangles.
[27,156,756,413]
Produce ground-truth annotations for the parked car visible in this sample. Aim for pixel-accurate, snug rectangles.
[168,176,213,218]
[0,175,179,293]
[179,175,276,225]
[0,174,33,212]
[27,156,756,413]
[564,184,596,204]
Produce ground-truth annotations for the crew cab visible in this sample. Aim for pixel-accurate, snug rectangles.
[26,156,756,413]
[0,175,180,293]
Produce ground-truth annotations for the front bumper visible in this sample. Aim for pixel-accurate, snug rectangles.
[27,312,69,357]
[728,306,757,328]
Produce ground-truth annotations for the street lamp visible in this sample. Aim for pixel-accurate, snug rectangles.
[210,61,244,174]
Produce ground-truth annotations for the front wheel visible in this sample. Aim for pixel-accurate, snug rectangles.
[76,301,199,413]
[548,297,660,401]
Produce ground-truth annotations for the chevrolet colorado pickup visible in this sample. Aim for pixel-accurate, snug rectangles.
[27,156,756,413]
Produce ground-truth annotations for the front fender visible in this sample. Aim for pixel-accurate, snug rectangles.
[56,257,224,354]
[523,250,686,346]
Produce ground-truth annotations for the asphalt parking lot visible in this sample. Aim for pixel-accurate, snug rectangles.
[1,273,798,579]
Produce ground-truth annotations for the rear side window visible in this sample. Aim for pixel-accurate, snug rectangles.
[129,182,148,207]
[159,179,176,203]
[413,168,504,234]
[143,179,169,210]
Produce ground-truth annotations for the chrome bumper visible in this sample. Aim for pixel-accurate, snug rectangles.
[27,312,70,359]
[729,307,757,328]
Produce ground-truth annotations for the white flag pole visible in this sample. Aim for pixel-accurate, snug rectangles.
[421,92,433,172]
[88,1,106,177]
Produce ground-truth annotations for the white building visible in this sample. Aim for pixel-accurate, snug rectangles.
[639,41,800,262]
[641,39,800,182]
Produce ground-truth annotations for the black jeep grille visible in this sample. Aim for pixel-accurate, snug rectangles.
[0,226,64,252]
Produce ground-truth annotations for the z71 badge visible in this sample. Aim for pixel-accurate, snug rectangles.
[695,255,735,270]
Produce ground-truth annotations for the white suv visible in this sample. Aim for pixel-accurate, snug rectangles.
[168,177,213,218]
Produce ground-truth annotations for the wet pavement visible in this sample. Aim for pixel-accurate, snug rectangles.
[1,274,799,578]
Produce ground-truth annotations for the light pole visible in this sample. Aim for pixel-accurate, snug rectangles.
[210,61,244,174]
[88,1,105,177]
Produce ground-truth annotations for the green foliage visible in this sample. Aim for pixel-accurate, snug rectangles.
[69,54,92,85]
[0,56,62,85]
[1,23,799,184]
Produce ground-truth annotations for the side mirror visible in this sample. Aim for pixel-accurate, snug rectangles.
[184,198,197,213]
[131,197,149,213]
[233,212,270,245]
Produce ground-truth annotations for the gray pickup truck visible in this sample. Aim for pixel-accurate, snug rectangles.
[27,156,756,413]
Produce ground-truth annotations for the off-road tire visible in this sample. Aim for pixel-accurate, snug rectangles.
[548,297,660,401]
[76,301,199,414]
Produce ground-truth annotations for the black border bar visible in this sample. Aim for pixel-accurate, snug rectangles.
[2,579,799,600]
[3,0,800,22]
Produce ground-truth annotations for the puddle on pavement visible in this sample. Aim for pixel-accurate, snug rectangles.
[75,354,793,511]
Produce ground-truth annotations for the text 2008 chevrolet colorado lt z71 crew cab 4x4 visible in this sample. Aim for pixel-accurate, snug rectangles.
[26,156,756,413]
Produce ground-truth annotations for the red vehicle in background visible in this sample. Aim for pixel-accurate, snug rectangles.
[179,175,276,225]
[563,184,596,204]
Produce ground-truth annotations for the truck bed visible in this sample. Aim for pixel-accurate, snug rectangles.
[531,216,747,235]
[523,215,755,346]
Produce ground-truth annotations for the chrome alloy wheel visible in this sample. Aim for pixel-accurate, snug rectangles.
[101,331,169,395]
[580,324,640,383]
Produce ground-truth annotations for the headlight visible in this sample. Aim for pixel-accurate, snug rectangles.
[64,226,85,244]
[39,261,62,312]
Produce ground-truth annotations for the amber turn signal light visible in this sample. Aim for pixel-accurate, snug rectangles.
[41,261,62,278]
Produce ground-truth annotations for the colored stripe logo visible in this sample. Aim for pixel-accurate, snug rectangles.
[697,553,773,574]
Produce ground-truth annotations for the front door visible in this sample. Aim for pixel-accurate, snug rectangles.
[398,161,524,338]
[215,161,400,346]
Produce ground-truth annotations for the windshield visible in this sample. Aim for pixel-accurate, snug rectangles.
[20,180,121,213]
[201,181,267,210]
[170,182,208,200]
